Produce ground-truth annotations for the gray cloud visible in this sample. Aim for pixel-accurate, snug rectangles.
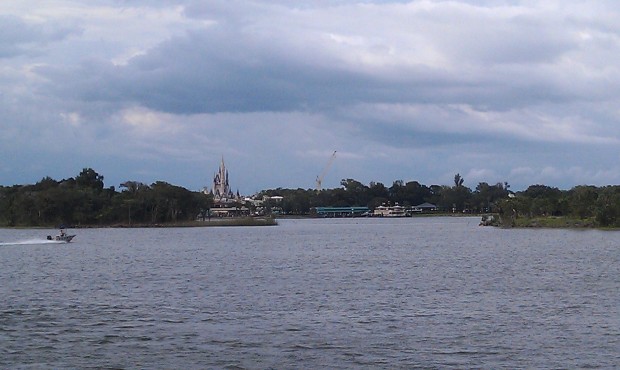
[2,1,620,191]
[0,15,81,58]
[35,1,617,115]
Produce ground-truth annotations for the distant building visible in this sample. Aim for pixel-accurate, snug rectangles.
[205,156,240,206]
[412,202,437,212]
[312,206,370,218]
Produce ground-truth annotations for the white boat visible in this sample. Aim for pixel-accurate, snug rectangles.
[47,229,76,243]
[373,205,407,217]
[50,234,75,242]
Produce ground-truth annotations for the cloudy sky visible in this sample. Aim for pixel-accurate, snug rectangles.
[2,1,620,193]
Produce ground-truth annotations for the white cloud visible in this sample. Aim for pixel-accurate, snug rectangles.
[60,112,81,127]
[466,168,498,184]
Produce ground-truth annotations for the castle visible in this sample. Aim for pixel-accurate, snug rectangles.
[207,157,239,205]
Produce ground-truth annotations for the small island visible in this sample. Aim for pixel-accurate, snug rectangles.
[484,184,620,229]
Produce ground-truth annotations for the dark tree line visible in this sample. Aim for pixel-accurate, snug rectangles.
[2,168,620,227]
[259,175,510,215]
[261,178,620,227]
[497,184,620,227]
[0,168,212,227]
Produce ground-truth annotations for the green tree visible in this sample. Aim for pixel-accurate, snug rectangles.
[76,168,104,191]
[340,179,370,206]
[389,180,405,204]
[403,181,432,207]
[595,186,620,227]
[568,185,599,219]
[368,181,389,210]
[522,185,563,216]
[437,175,472,212]
[473,182,510,213]
[454,173,464,187]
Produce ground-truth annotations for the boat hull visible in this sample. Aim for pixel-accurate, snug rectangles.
[56,235,75,242]
[47,234,76,243]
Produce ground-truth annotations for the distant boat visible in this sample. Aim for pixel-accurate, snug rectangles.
[373,205,407,217]
[47,228,76,243]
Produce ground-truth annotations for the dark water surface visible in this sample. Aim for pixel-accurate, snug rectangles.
[1,217,618,369]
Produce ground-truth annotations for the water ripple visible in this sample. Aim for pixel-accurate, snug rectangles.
[1,218,618,368]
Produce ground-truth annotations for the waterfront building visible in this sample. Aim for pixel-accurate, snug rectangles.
[312,206,370,218]
[412,202,437,212]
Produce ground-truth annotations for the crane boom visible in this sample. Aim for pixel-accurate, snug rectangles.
[316,151,337,191]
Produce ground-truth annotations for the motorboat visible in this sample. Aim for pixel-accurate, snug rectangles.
[48,234,75,242]
[47,229,76,243]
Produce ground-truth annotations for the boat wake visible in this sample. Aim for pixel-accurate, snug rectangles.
[0,239,64,246]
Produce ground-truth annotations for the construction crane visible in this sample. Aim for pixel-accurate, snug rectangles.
[316,151,337,191]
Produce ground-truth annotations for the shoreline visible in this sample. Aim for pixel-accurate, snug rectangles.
[1,217,278,229]
[485,215,620,230]
[4,214,618,230]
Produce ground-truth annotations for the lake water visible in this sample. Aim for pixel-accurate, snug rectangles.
[1,217,618,369]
